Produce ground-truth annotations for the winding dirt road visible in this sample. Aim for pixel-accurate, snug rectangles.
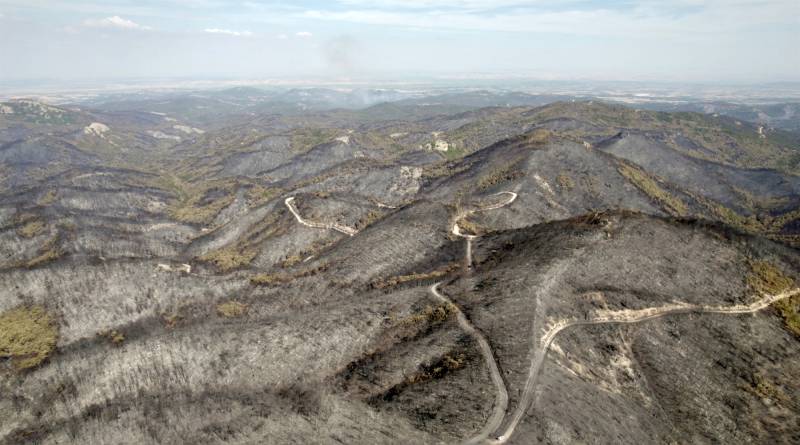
[452,192,517,267]
[284,196,358,237]
[483,287,800,445]
[430,283,509,445]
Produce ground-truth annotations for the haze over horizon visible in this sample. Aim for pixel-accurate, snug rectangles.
[1,0,798,84]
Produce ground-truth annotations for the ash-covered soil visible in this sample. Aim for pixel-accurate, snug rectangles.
[1,93,799,444]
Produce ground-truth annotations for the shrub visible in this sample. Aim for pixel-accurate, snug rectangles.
[0,306,58,370]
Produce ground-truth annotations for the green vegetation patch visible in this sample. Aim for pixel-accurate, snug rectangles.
[198,209,285,272]
[163,176,238,226]
[556,173,575,190]
[20,235,62,269]
[200,247,259,273]
[421,161,472,180]
[289,128,340,153]
[618,162,688,216]
[748,260,799,337]
[773,293,800,337]
[246,185,284,207]
[457,217,486,236]
[748,260,794,296]
[217,301,248,318]
[697,197,764,233]
[17,220,45,238]
[477,162,524,191]
[36,190,58,206]
[97,329,125,346]
[354,210,383,231]
[0,306,58,371]
[747,372,790,405]
[371,264,459,289]
[406,352,467,385]
[250,263,328,286]
[399,302,457,326]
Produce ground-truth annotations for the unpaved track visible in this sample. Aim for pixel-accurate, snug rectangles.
[484,288,800,445]
[430,283,509,445]
[284,196,358,236]
[452,192,517,267]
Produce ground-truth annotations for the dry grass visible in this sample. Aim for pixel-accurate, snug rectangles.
[17,220,45,238]
[217,301,248,318]
[618,163,688,216]
[0,306,58,371]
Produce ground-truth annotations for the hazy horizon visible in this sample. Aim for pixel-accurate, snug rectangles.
[1,1,798,84]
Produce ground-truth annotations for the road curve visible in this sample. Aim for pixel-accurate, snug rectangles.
[284,196,358,237]
[429,283,509,445]
[485,288,800,445]
[452,192,518,267]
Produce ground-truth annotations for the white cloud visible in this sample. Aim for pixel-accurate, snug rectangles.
[301,1,800,38]
[83,16,151,31]
[204,28,253,37]
[295,31,313,38]
[277,33,289,40]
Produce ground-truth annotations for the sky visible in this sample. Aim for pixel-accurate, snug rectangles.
[0,0,798,83]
